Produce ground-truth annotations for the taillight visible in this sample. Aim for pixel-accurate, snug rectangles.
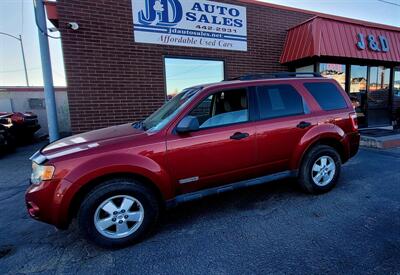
[12,114,24,124]
[349,112,358,131]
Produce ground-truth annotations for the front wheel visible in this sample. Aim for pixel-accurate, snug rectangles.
[298,145,341,194]
[77,178,159,249]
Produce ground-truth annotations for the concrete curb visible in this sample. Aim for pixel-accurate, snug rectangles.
[360,133,400,149]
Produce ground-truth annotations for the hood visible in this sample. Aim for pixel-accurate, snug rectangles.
[42,123,146,159]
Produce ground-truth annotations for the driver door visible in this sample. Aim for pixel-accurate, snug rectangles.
[166,88,258,194]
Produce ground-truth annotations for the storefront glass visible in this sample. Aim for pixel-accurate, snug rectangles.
[393,67,400,122]
[296,65,314,73]
[297,63,396,128]
[164,58,224,100]
[319,63,346,90]
[367,66,391,126]
[350,65,368,127]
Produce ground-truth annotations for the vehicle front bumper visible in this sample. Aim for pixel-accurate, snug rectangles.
[25,177,73,229]
[0,131,6,146]
[12,123,41,134]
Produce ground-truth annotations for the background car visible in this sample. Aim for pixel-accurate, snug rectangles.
[0,112,40,143]
[0,115,15,154]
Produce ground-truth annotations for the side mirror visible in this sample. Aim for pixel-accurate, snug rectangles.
[176,116,199,134]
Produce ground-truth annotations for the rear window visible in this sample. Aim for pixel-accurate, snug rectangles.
[257,85,305,119]
[304,82,348,111]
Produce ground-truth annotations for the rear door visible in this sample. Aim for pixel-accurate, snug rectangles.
[254,83,313,173]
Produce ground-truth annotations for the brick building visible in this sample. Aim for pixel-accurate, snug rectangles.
[47,0,400,132]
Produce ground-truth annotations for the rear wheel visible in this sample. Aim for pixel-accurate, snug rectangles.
[298,145,341,194]
[77,178,159,248]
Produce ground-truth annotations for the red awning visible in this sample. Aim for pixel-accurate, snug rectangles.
[280,16,400,64]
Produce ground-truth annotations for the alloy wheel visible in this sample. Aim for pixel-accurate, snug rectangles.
[311,156,336,187]
[94,195,144,239]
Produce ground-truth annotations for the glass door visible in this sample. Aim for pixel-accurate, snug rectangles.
[350,65,368,128]
[367,66,391,127]
[393,67,400,124]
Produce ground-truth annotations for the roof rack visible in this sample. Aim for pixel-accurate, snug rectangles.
[231,72,323,81]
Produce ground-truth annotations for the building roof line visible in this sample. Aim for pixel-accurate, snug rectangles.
[238,0,400,32]
[289,15,400,33]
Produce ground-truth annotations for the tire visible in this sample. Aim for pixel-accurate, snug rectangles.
[0,132,15,154]
[298,145,341,194]
[77,178,159,249]
[5,134,16,153]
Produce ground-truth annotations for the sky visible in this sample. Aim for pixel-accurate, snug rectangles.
[0,0,65,87]
[0,0,399,87]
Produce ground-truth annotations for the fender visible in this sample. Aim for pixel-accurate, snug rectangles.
[289,124,347,170]
[50,152,172,227]
[65,152,172,198]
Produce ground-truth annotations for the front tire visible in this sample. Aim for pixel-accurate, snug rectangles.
[298,145,341,194]
[77,178,159,249]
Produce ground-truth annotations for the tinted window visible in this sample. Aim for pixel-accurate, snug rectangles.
[189,89,248,128]
[257,85,305,119]
[304,82,347,111]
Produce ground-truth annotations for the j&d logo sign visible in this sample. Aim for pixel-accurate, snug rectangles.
[356,33,390,53]
[138,0,183,27]
[132,0,248,51]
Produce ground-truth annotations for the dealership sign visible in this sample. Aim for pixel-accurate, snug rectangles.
[132,0,247,51]
[356,33,390,52]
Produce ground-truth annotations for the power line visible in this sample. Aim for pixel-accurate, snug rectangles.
[377,0,400,7]
[0,67,41,74]
[20,0,24,34]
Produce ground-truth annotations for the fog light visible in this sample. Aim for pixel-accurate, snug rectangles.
[27,202,40,218]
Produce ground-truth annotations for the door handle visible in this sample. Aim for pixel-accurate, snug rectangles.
[297,121,312,129]
[230,132,250,140]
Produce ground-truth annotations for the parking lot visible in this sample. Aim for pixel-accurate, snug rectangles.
[0,142,399,274]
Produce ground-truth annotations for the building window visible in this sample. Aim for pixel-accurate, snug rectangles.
[319,63,346,90]
[350,65,368,127]
[367,66,391,126]
[394,67,400,121]
[164,58,224,100]
[296,65,314,73]
[368,66,390,109]
[394,67,400,98]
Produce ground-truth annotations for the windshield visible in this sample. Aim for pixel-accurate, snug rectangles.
[142,88,201,131]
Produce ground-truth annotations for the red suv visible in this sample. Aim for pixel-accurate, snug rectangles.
[26,73,360,248]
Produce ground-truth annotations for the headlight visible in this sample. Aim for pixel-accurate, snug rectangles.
[31,162,55,185]
[0,118,12,128]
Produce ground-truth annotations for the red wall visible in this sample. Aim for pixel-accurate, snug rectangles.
[58,0,313,133]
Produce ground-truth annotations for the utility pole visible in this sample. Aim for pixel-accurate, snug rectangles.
[0,32,29,86]
[33,0,60,142]
[19,35,29,87]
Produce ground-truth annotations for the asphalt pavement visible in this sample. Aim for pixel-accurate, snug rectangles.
[0,142,399,274]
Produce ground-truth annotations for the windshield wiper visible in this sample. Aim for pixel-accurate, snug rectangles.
[132,120,146,130]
